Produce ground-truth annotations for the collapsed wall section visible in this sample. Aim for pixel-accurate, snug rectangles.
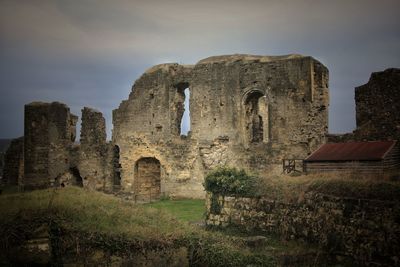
[355,68,400,140]
[328,68,400,143]
[24,102,77,189]
[78,107,113,190]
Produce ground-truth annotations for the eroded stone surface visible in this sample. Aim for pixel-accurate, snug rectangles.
[113,54,329,198]
[355,68,400,140]
[78,107,113,190]
[3,54,329,199]
[24,102,78,189]
[328,68,400,142]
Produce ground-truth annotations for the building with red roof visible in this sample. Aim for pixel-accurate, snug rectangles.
[304,141,399,174]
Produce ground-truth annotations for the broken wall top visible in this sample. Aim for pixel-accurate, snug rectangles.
[113,54,329,148]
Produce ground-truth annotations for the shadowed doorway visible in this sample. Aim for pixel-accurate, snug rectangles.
[134,157,161,201]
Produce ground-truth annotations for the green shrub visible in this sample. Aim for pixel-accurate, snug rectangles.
[204,167,259,197]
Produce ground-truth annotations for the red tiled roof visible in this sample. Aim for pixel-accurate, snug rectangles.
[305,141,397,162]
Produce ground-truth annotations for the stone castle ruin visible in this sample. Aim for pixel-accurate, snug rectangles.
[112,54,329,199]
[3,54,331,199]
[328,68,400,142]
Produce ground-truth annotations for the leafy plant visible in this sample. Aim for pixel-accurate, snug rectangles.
[204,167,259,197]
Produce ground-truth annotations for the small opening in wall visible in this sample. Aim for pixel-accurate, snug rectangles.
[180,88,190,135]
[244,91,269,143]
[175,82,191,136]
[113,145,121,186]
[70,167,83,187]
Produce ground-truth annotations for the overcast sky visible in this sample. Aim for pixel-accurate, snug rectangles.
[1,0,399,139]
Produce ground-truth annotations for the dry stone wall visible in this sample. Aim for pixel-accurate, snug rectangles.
[113,54,329,198]
[205,192,400,266]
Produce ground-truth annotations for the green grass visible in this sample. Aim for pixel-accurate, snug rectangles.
[145,199,205,222]
[0,187,311,266]
[0,187,190,240]
[256,172,400,202]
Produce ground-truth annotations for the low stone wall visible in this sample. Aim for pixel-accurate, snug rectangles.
[205,192,400,266]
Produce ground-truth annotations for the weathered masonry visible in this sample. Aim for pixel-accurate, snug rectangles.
[2,54,329,199]
[24,102,78,189]
[205,192,400,266]
[328,68,400,142]
[113,54,329,199]
[3,103,114,190]
[355,68,400,141]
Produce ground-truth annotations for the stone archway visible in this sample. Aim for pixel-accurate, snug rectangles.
[134,157,161,201]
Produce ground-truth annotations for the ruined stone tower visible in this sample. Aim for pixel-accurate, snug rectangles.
[24,102,77,189]
[113,54,329,199]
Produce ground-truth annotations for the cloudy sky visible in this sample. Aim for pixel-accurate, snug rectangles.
[1,0,399,139]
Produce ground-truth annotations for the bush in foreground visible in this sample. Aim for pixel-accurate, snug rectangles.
[204,167,259,197]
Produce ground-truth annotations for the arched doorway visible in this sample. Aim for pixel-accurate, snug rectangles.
[134,157,161,201]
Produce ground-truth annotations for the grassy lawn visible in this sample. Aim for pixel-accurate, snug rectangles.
[0,187,290,266]
[145,199,205,222]
[0,187,331,266]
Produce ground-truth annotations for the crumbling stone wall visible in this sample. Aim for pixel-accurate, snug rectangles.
[78,107,113,190]
[7,54,329,195]
[328,68,400,143]
[24,102,78,189]
[113,54,329,198]
[5,102,114,190]
[2,137,24,185]
[355,68,400,141]
[205,192,400,266]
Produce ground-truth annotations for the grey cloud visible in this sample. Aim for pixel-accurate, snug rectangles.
[0,0,399,138]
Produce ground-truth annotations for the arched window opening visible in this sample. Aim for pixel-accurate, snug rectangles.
[245,91,269,144]
[113,145,121,187]
[134,157,161,201]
